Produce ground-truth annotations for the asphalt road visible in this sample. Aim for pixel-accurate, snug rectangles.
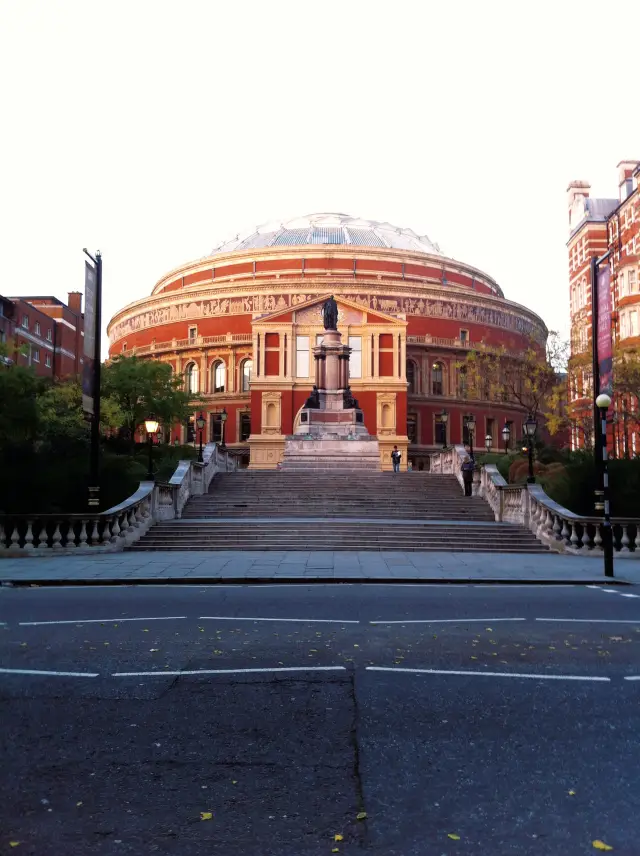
[1,583,639,855]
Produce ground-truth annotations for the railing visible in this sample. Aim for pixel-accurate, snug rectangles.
[429,448,640,557]
[0,443,237,555]
[130,333,252,356]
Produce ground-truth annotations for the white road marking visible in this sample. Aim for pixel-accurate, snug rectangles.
[536,618,640,624]
[624,676,640,681]
[0,668,99,677]
[198,616,359,624]
[366,666,610,682]
[18,616,188,626]
[619,593,640,598]
[369,617,526,625]
[113,666,347,677]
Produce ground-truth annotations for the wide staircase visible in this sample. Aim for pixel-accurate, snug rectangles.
[130,471,546,552]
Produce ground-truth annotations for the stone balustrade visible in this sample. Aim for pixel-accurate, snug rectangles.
[0,442,236,555]
[429,448,640,557]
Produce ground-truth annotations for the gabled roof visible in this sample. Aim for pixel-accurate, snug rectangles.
[254,292,406,326]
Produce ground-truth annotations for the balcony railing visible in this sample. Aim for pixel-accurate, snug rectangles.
[129,333,252,357]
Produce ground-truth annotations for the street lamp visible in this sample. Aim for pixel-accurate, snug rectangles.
[144,415,159,481]
[196,412,206,463]
[595,393,614,578]
[523,413,537,484]
[465,415,476,458]
[220,407,228,448]
[502,422,511,455]
[440,409,449,449]
[485,433,492,453]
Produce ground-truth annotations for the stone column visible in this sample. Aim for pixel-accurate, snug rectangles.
[279,336,285,378]
[252,334,259,377]
[392,334,399,378]
[229,350,236,393]
[259,333,266,377]
[400,335,406,381]
[200,353,207,394]
[373,335,380,378]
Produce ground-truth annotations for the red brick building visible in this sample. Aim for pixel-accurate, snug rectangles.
[1,292,84,378]
[106,213,548,469]
[567,161,640,453]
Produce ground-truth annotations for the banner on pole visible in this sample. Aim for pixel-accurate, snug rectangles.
[82,260,97,415]
[596,262,613,398]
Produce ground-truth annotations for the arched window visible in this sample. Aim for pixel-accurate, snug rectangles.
[241,359,252,392]
[431,362,444,396]
[185,362,198,394]
[212,360,226,393]
[406,360,418,394]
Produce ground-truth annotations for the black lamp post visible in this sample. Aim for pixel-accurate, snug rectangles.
[595,393,614,577]
[220,407,228,448]
[465,415,476,458]
[440,409,449,449]
[144,416,159,481]
[523,413,537,484]
[502,422,511,455]
[485,433,492,453]
[196,412,206,463]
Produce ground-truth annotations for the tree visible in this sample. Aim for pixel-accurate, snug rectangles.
[459,333,565,422]
[0,362,43,445]
[102,356,197,447]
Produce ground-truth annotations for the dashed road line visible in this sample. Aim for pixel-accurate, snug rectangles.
[0,668,99,677]
[198,616,359,624]
[113,665,347,677]
[624,676,640,681]
[370,617,526,625]
[18,616,188,626]
[366,666,610,682]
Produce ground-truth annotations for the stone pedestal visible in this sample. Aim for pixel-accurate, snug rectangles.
[282,328,380,472]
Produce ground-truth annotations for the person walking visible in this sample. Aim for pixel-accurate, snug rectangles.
[391,445,401,473]
[461,455,475,496]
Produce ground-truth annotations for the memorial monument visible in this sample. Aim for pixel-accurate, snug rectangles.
[281,296,380,471]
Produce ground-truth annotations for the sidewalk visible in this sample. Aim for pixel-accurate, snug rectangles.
[1,551,639,585]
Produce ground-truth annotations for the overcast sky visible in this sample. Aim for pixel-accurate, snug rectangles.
[1,0,638,354]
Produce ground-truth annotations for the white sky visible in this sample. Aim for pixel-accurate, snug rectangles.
[1,0,638,356]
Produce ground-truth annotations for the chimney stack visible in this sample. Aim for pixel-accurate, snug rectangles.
[68,291,82,314]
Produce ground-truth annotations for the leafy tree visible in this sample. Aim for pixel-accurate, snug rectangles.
[102,355,197,447]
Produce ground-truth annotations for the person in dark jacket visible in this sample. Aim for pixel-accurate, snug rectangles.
[461,455,475,496]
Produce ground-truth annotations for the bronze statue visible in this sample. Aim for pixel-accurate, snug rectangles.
[321,295,339,330]
[304,385,320,409]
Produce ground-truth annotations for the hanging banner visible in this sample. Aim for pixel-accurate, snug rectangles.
[596,263,613,397]
[82,260,97,415]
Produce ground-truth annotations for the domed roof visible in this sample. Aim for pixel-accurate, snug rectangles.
[211,213,443,256]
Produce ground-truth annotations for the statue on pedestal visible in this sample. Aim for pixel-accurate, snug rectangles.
[343,386,360,409]
[304,385,320,409]
[321,295,339,331]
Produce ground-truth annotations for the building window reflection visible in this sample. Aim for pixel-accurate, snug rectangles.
[431,362,444,396]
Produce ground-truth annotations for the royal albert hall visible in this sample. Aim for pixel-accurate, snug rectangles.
[107,213,547,470]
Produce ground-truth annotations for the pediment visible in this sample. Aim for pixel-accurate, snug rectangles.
[255,293,405,327]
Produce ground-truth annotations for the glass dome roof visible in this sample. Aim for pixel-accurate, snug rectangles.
[211,213,443,256]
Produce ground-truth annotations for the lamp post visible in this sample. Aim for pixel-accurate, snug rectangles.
[465,415,476,458]
[144,416,159,481]
[595,393,614,578]
[523,413,537,484]
[220,407,228,448]
[196,412,206,463]
[485,433,492,453]
[502,422,510,455]
[440,409,449,449]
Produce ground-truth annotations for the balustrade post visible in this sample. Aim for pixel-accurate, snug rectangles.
[79,520,88,548]
[570,523,579,548]
[620,525,630,553]
[634,525,640,553]
[66,521,77,548]
[34,523,48,550]
[552,514,562,540]
[52,523,62,549]
[24,521,34,551]
[90,519,100,545]
[561,519,570,545]
[10,525,20,551]
[109,516,121,544]
[593,524,603,551]
[581,524,591,550]
[0,522,6,551]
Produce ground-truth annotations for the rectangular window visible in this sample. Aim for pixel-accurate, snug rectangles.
[459,329,469,344]
[619,271,627,297]
[631,311,638,338]
[33,348,40,362]
[407,414,418,444]
[240,412,251,442]
[630,269,637,293]
[296,336,310,377]
[348,336,362,378]
[22,315,29,329]
[45,355,52,368]
[46,328,52,341]
[434,414,447,446]
[188,326,197,342]
[35,322,41,336]
[210,414,222,443]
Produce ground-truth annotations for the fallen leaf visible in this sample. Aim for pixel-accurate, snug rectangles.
[9,844,20,849]
[76,801,83,807]
[334,833,344,841]
[149,649,159,652]
[143,629,149,633]
[200,811,213,821]
[568,789,576,796]
[592,841,613,851]
[486,628,493,632]
[448,833,461,840]
[332,850,339,853]
[356,811,367,820]
[232,780,238,785]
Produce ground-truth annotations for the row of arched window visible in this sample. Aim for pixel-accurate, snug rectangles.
[184,359,253,395]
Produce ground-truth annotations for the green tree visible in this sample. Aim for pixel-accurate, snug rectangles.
[102,355,197,446]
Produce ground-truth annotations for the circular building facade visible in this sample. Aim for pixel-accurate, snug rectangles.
[107,213,547,470]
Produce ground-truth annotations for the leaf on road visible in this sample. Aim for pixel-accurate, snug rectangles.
[76,801,83,807]
[149,649,159,652]
[332,849,340,853]
[9,843,20,848]
[356,812,367,820]
[448,833,461,840]
[592,841,613,851]
[568,790,576,796]
[200,811,213,821]
[143,629,149,632]
[486,628,492,632]
[334,833,344,841]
